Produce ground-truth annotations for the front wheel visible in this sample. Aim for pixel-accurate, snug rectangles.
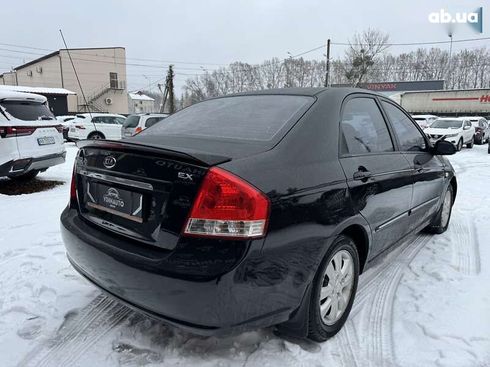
[426,185,453,234]
[306,235,360,342]
[467,137,474,149]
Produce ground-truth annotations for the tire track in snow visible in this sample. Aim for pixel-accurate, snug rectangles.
[448,212,481,275]
[333,233,432,367]
[19,294,131,367]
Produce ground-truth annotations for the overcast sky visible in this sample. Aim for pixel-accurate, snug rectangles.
[1,0,487,94]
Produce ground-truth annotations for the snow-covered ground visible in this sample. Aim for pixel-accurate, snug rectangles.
[1,143,489,367]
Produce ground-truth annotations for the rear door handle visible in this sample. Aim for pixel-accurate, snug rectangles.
[353,170,373,181]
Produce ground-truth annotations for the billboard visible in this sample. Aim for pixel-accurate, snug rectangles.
[332,80,445,92]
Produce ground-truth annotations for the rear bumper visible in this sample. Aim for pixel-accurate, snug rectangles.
[1,151,66,177]
[60,207,305,336]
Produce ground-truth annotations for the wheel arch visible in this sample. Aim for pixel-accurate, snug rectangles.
[449,176,457,203]
[339,224,370,273]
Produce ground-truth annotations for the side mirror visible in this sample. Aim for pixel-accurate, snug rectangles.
[463,125,471,130]
[433,140,456,155]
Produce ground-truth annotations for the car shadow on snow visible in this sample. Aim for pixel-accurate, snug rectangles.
[0,178,64,195]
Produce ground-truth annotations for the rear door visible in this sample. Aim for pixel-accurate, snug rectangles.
[339,96,412,257]
[463,120,474,143]
[380,99,445,232]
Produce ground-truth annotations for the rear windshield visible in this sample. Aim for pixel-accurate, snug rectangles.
[431,119,463,129]
[0,101,55,121]
[123,115,140,128]
[142,95,313,141]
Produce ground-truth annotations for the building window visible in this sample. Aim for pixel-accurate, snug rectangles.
[110,72,118,89]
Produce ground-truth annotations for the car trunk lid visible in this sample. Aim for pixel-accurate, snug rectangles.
[75,140,231,250]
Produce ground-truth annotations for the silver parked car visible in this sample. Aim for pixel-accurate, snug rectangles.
[121,113,168,138]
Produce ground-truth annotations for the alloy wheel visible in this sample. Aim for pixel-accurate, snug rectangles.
[319,249,355,325]
[441,189,452,228]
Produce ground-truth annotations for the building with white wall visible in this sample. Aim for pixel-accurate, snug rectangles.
[128,92,156,113]
[0,47,128,114]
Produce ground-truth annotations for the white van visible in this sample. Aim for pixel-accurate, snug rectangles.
[0,90,66,180]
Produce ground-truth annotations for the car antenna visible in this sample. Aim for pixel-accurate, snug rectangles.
[59,29,97,133]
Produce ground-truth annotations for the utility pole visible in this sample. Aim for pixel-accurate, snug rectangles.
[159,65,175,114]
[324,39,331,87]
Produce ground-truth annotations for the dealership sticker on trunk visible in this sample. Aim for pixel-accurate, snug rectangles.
[86,183,144,223]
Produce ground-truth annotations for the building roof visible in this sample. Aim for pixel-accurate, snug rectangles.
[14,47,125,70]
[0,85,76,95]
[129,92,154,101]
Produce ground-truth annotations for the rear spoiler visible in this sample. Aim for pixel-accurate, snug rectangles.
[76,139,231,166]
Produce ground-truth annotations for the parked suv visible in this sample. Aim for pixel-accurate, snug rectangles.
[425,118,475,151]
[62,88,457,342]
[67,113,126,141]
[460,116,489,145]
[121,113,168,138]
[0,90,65,180]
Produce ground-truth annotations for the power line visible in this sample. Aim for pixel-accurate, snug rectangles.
[0,42,227,66]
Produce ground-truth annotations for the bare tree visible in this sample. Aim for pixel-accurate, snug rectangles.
[344,29,390,86]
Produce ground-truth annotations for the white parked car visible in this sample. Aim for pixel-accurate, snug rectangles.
[460,116,489,145]
[411,114,438,130]
[425,117,475,151]
[0,90,65,180]
[121,113,168,138]
[67,113,126,140]
[56,115,77,141]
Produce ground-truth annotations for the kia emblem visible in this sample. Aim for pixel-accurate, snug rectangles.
[103,155,117,169]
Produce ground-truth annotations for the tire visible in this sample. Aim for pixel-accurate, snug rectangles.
[426,185,453,234]
[457,138,463,151]
[306,235,360,342]
[88,132,105,140]
[466,137,474,149]
[8,170,39,181]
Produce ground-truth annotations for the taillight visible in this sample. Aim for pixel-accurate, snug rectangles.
[183,167,270,239]
[133,126,143,135]
[0,126,37,138]
[70,163,77,205]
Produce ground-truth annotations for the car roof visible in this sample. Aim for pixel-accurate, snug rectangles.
[223,87,382,98]
[0,90,47,103]
[77,113,125,118]
[412,114,437,118]
[436,117,466,121]
[460,116,486,120]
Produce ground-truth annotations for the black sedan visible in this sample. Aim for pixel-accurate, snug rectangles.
[61,88,457,342]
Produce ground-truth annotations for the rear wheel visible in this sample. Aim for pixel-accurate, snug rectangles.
[457,138,463,151]
[8,170,39,181]
[88,132,105,140]
[306,235,359,342]
[426,185,453,234]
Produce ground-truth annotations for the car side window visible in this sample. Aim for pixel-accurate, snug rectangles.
[92,116,104,124]
[340,97,394,155]
[381,101,426,152]
[145,117,161,128]
[116,117,125,125]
